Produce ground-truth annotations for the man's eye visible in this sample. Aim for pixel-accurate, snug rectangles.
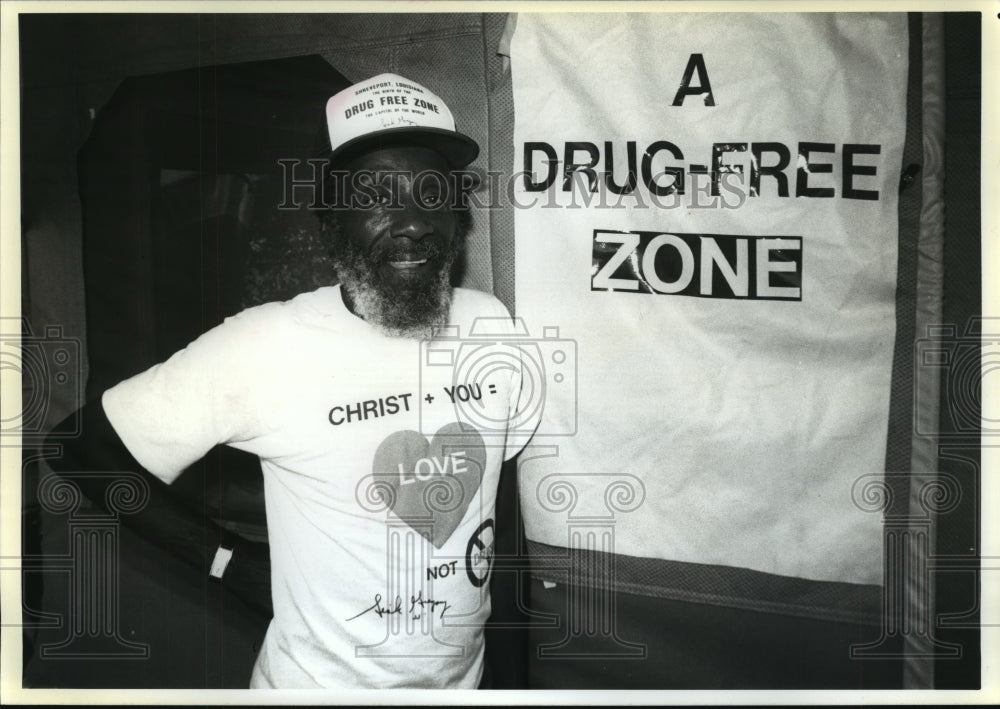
[421,192,444,208]
[354,191,391,208]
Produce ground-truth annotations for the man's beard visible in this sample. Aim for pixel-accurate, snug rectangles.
[326,221,457,340]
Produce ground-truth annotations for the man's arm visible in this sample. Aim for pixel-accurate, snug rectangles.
[46,400,273,618]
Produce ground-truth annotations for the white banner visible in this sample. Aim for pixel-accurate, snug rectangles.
[511,13,909,585]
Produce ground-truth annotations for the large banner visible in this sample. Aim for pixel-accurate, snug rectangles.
[511,13,909,587]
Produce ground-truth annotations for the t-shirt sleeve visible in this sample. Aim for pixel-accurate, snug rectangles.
[101,307,272,484]
[503,351,528,461]
[484,298,536,462]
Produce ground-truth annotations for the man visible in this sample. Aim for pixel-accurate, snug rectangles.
[48,73,530,689]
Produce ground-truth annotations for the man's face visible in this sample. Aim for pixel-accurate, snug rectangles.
[325,145,460,339]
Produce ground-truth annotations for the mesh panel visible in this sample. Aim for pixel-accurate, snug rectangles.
[884,14,925,504]
[484,13,517,313]
[527,540,883,625]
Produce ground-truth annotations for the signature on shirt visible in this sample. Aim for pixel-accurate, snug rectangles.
[346,591,451,622]
[408,590,451,620]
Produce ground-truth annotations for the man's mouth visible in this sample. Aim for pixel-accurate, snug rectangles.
[387,257,429,270]
[383,246,436,272]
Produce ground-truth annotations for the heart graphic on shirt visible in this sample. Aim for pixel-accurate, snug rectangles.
[371,422,487,548]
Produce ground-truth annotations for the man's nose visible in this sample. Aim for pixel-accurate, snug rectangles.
[391,201,434,240]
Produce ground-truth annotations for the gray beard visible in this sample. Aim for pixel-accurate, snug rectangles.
[328,225,456,340]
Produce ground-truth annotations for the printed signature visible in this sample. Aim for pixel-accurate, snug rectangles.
[346,591,451,622]
[408,590,452,620]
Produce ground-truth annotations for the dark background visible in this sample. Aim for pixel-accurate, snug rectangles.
[934,10,982,690]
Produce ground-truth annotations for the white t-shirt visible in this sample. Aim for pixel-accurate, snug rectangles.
[102,285,529,688]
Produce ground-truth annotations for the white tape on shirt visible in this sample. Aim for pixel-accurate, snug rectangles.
[209,545,234,579]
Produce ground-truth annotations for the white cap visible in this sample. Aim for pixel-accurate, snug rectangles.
[322,72,479,167]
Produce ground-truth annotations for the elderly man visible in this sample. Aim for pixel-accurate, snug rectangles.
[48,73,529,689]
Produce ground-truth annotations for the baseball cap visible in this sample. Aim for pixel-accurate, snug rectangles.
[320,72,479,168]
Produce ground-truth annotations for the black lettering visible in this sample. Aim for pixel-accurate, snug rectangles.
[710,143,747,196]
[562,142,600,193]
[344,402,363,423]
[843,144,881,200]
[796,142,836,198]
[592,231,640,292]
[641,141,685,196]
[604,141,638,195]
[523,142,558,191]
[671,53,716,106]
[592,231,802,301]
[328,407,345,426]
[750,143,791,197]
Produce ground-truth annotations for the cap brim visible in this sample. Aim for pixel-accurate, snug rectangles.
[319,127,480,169]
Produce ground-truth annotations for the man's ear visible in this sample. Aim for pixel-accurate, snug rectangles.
[453,205,473,244]
[318,209,344,260]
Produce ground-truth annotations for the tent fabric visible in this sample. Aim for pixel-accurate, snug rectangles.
[507,11,910,587]
[487,11,945,688]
